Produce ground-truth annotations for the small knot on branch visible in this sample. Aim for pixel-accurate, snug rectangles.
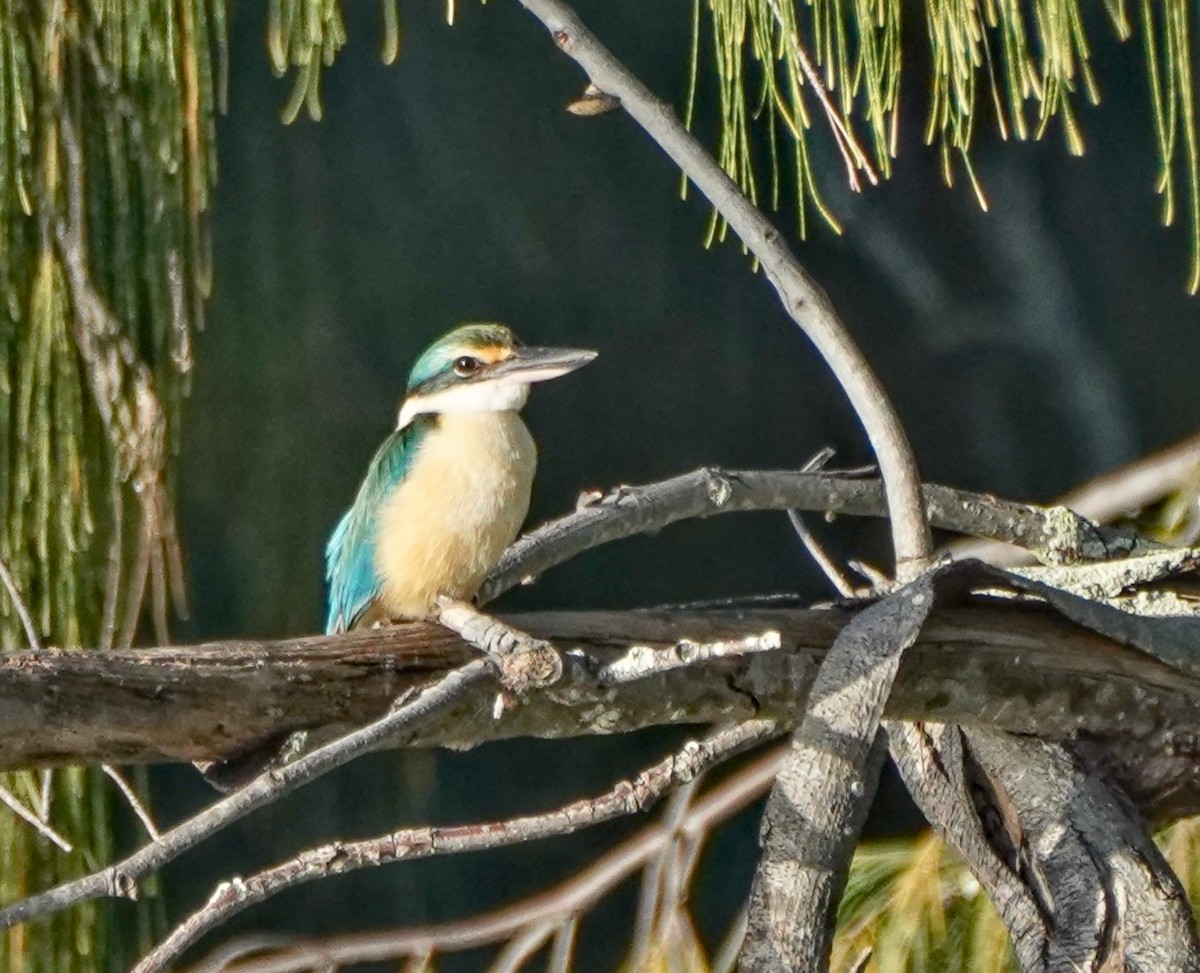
[702,468,734,507]
[566,83,619,116]
[436,598,563,693]
[109,869,140,901]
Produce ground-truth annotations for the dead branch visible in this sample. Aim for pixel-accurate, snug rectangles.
[0,660,492,934]
[966,728,1198,970]
[740,578,935,971]
[891,722,1200,972]
[4,602,1200,816]
[950,430,1200,565]
[435,596,562,692]
[133,721,776,972]
[184,746,786,973]
[480,470,1146,605]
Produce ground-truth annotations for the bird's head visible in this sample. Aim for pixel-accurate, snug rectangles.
[397,323,597,428]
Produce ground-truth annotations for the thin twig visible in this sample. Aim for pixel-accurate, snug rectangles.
[0,785,73,853]
[598,630,782,685]
[35,770,52,822]
[0,556,42,650]
[0,660,493,933]
[629,778,699,969]
[713,907,749,973]
[761,0,879,189]
[484,920,556,973]
[545,917,578,973]
[193,744,787,973]
[513,0,931,581]
[787,509,858,597]
[135,721,778,973]
[102,764,160,839]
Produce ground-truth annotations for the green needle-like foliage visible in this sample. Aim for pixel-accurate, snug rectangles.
[831,819,1200,972]
[833,833,1017,973]
[687,0,1200,290]
[274,0,1200,291]
[0,1,224,970]
[275,0,1200,289]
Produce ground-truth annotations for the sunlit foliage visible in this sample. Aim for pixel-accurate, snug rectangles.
[0,1,224,969]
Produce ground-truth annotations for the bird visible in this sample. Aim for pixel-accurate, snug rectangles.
[324,322,596,634]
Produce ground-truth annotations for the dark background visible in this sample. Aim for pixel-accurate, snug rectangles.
[149,0,1198,967]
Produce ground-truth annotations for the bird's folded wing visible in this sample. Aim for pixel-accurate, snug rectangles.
[324,419,430,633]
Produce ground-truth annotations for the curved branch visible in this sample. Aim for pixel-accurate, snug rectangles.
[481,468,1134,603]
[513,0,931,579]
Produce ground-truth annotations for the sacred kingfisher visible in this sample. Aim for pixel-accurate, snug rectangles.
[325,323,596,633]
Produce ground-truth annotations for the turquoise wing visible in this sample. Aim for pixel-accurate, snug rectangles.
[324,419,429,634]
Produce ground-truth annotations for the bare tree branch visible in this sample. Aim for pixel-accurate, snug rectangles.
[891,722,1200,972]
[0,660,493,934]
[101,765,160,840]
[480,469,1144,604]
[435,597,562,692]
[3,601,1200,782]
[966,728,1199,971]
[788,510,858,597]
[0,555,42,650]
[887,722,1050,969]
[511,0,932,580]
[949,430,1200,565]
[187,745,786,973]
[740,576,935,972]
[134,721,777,973]
[0,784,73,853]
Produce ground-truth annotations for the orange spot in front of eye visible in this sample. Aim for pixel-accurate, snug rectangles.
[476,345,515,364]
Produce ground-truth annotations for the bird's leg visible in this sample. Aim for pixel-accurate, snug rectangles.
[434,596,563,694]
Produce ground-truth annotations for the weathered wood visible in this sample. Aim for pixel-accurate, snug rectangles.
[4,602,1200,822]
[894,722,1200,972]
[481,470,1146,605]
[968,729,1200,972]
[740,575,935,973]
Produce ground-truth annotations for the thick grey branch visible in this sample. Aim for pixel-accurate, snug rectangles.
[887,722,1051,969]
[0,661,492,934]
[966,728,1199,972]
[5,604,1200,819]
[740,577,934,972]
[481,470,1138,604]
[895,722,1200,972]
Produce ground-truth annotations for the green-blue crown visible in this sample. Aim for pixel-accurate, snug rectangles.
[407,323,518,392]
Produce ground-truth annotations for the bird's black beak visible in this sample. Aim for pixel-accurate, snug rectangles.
[489,346,598,384]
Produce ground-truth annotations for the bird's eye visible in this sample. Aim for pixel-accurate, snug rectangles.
[453,356,481,378]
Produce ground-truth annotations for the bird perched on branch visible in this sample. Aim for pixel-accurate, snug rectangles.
[325,323,596,633]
